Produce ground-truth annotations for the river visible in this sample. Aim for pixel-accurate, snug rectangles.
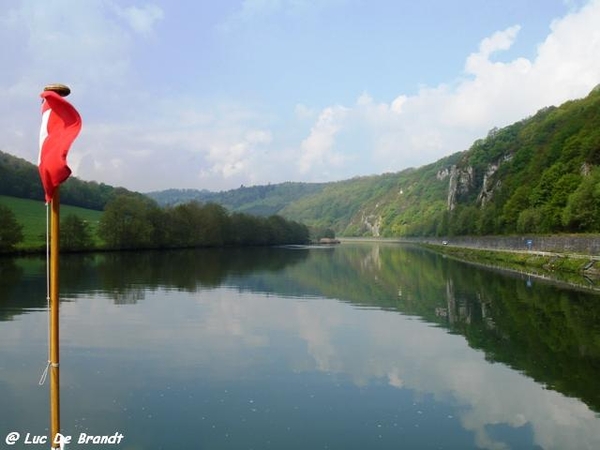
[1,243,599,449]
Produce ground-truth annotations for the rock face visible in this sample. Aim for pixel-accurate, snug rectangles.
[436,167,451,181]
[362,214,382,237]
[351,151,515,237]
[442,156,510,211]
[476,162,501,208]
[445,165,474,211]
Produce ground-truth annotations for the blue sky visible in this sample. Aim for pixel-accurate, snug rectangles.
[1,0,599,193]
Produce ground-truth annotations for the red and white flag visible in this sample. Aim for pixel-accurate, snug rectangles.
[38,90,82,203]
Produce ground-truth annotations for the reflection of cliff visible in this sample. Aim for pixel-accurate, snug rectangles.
[397,249,600,412]
[461,274,600,412]
[439,278,495,329]
[272,243,600,413]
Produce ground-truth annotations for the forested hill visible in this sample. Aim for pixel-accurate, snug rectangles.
[149,86,600,237]
[147,182,327,216]
[0,150,137,210]
[365,84,600,237]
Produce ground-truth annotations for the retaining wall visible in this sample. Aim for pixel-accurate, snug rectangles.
[416,235,600,256]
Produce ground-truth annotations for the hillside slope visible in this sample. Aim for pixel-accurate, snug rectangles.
[224,87,600,237]
[148,86,600,237]
[147,182,327,216]
[0,150,139,210]
[0,195,102,249]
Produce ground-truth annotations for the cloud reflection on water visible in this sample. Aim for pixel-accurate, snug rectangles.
[48,287,600,450]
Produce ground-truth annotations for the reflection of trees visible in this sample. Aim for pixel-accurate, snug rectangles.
[0,258,25,321]
[455,273,600,412]
[299,244,600,413]
[65,248,311,303]
[1,248,310,317]
[111,286,146,305]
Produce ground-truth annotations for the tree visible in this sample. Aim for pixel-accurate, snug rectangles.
[562,169,600,232]
[501,186,530,232]
[477,205,499,235]
[98,194,160,249]
[61,214,93,251]
[168,201,205,247]
[449,205,479,236]
[517,208,543,233]
[197,203,229,246]
[0,204,24,251]
[230,212,268,246]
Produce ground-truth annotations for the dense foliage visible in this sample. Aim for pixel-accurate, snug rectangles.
[0,204,24,251]
[450,89,600,236]
[98,193,310,250]
[61,214,94,251]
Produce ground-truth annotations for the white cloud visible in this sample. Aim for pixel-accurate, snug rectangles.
[298,106,348,175]
[112,3,164,36]
[301,0,600,177]
[72,108,276,191]
[53,0,600,190]
[454,1,600,125]
[204,128,273,180]
[390,95,407,114]
[534,0,600,91]
[464,25,522,74]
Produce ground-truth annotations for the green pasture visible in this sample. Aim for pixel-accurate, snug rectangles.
[0,195,103,250]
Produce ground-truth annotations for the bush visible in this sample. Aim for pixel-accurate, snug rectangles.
[0,204,24,252]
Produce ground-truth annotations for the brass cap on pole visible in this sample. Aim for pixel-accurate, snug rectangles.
[43,83,71,97]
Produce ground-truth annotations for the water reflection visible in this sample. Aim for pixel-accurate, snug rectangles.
[1,244,600,449]
[0,258,26,321]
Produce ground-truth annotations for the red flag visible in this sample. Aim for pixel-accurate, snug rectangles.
[38,90,82,203]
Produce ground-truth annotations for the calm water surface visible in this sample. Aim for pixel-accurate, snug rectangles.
[1,243,599,449]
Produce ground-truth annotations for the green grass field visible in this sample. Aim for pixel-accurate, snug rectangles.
[0,195,103,250]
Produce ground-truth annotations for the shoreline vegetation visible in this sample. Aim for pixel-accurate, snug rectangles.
[0,194,314,256]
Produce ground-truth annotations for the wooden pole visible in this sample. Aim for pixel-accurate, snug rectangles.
[50,188,61,449]
[42,82,73,449]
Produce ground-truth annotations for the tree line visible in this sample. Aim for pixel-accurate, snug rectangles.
[0,194,310,253]
[98,193,310,250]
